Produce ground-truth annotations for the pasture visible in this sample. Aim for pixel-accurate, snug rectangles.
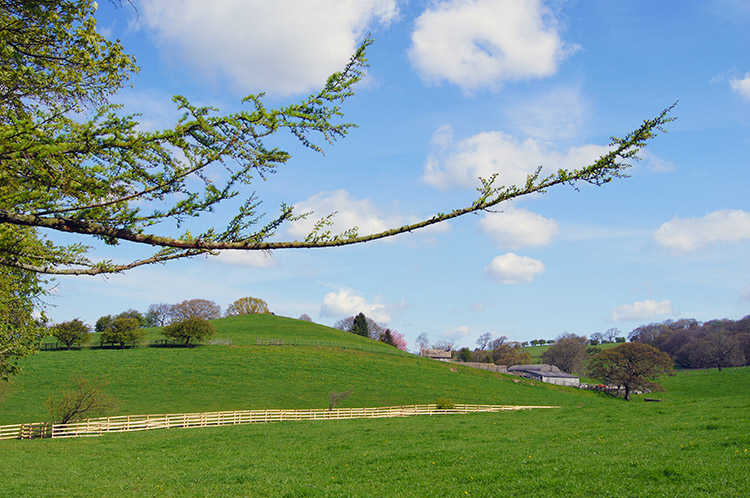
[1,316,748,497]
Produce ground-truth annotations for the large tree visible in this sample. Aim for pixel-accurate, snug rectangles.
[50,318,91,350]
[169,299,222,322]
[100,316,144,348]
[588,343,673,401]
[0,264,45,380]
[225,296,270,316]
[350,313,369,338]
[0,0,673,278]
[162,317,217,346]
[542,333,588,374]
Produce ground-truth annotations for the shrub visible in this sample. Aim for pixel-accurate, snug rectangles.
[162,317,217,346]
[44,377,118,424]
[436,397,455,409]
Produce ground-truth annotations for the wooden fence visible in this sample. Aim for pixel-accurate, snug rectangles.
[0,404,557,440]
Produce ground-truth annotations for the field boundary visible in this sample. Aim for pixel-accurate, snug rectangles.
[0,404,557,440]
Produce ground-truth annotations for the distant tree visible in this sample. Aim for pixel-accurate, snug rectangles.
[351,312,369,337]
[298,313,313,322]
[488,336,507,350]
[542,334,589,374]
[50,319,91,350]
[432,339,455,350]
[145,303,173,327]
[334,314,384,340]
[458,347,473,362]
[380,329,396,347]
[492,343,531,365]
[473,349,493,363]
[225,296,270,316]
[588,343,673,401]
[101,317,145,348]
[162,317,217,346]
[94,315,113,333]
[688,331,744,371]
[415,333,430,352]
[589,332,603,345]
[476,332,492,350]
[115,309,146,327]
[604,328,621,343]
[587,346,602,356]
[390,330,408,351]
[628,322,670,345]
[44,377,118,424]
[170,299,222,321]
[615,337,626,343]
[547,339,555,344]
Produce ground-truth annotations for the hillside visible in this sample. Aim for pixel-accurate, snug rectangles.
[2,315,596,425]
[1,362,747,497]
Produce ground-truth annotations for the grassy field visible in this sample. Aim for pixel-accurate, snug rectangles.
[2,316,749,497]
[2,315,590,424]
[524,342,621,364]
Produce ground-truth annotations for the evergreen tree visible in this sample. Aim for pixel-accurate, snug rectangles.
[350,313,369,337]
[380,328,396,346]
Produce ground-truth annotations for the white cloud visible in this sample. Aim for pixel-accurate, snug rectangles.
[408,0,574,92]
[480,207,558,249]
[319,288,390,323]
[286,189,449,242]
[422,125,610,190]
[485,253,544,284]
[740,288,750,303]
[443,325,471,339]
[139,0,398,96]
[287,190,399,240]
[610,299,672,322]
[506,86,589,141]
[213,250,277,268]
[730,72,750,101]
[653,209,750,251]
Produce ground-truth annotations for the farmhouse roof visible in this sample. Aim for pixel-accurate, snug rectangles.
[507,364,578,379]
[421,348,452,359]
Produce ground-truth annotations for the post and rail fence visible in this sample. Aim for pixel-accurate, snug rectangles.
[0,404,557,440]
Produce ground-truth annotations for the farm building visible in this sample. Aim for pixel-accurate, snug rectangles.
[421,348,452,361]
[507,364,580,387]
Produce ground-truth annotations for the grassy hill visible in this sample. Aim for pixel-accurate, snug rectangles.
[1,315,587,425]
[1,315,748,497]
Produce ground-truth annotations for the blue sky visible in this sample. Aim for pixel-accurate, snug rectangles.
[45,0,750,350]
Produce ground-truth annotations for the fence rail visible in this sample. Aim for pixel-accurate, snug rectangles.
[0,404,557,440]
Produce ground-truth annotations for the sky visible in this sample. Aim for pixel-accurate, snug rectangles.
[44,0,750,351]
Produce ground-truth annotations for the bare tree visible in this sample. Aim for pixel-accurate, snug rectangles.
[44,377,119,424]
[476,332,493,350]
[488,336,507,350]
[415,333,430,353]
[169,299,222,322]
[146,303,174,327]
[329,389,352,410]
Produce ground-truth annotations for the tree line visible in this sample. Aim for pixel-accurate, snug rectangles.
[46,296,272,349]
[333,312,408,351]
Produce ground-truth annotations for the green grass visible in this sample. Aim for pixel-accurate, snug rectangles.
[524,342,621,364]
[1,316,585,425]
[1,368,747,497]
[2,316,749,497]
